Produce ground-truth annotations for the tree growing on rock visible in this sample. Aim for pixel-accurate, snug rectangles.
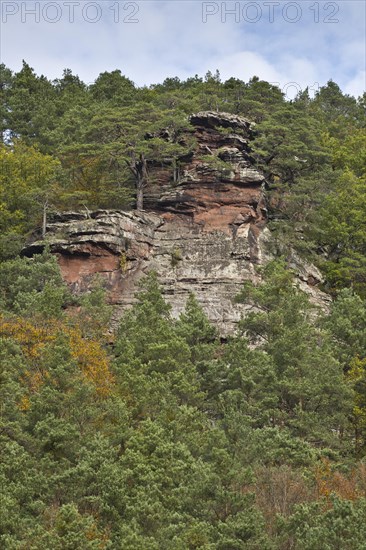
[79,104,195,210]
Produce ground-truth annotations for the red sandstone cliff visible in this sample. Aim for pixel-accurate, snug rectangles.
[23,112,327,334]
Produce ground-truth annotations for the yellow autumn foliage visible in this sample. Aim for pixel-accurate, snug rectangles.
[0,314,114,403]
[315,458,366,502]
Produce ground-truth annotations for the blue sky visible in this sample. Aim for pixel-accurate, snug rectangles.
[1,0,365,98]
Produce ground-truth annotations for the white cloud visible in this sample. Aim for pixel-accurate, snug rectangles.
[344,71,366,98]
[202,50,282,83]
[0,0,364,96]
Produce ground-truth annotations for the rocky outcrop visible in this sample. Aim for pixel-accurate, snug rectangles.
[23,112,329,334]
[24,208,272,334]
[144,111,265,219]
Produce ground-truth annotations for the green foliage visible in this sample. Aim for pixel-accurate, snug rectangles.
[323,289,366,369]
[322,291,366,454]
[0,248,67,315]
[314,170,366,295]
[1,256,366,547]
[236,261,352,449]
[89,69,135,104]
[279,496,366,549]
[170,247,183,267]
[176,293,218,361]
[114,272,202,417]
[252,104,329,187]
[0,141,61,255]
[77,278,113,340]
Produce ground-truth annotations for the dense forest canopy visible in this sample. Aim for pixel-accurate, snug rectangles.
[1,61,366,548]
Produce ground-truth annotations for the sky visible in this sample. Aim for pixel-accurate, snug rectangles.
[1,0,365,98]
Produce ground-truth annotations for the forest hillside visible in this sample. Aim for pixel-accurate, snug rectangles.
[1,63,366,549]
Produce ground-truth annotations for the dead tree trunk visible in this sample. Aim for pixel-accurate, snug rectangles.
[136,172,144,210]
[42,199,49,239]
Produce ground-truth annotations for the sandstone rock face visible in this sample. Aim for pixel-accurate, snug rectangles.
[23,112,329,334]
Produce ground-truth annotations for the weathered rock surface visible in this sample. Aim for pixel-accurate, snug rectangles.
[23,112,329,334]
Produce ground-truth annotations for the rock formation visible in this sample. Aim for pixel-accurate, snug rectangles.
[23,112,329,334]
